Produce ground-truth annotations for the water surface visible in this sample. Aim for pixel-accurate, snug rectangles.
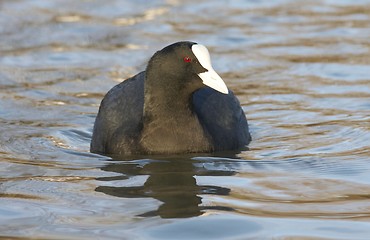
[1,0,370,239]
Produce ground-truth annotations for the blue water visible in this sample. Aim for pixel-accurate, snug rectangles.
[1,0,370,239]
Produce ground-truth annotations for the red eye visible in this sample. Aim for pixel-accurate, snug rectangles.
[183,56,192,63]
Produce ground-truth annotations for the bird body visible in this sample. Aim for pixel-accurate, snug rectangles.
[91,42,251,155]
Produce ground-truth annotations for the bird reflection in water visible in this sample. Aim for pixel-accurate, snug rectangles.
[95,152,242,218]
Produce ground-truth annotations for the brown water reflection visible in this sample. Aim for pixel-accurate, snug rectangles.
[96,156,236,218]
[1,0,370,239]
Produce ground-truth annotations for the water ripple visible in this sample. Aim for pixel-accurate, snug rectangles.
[1,0,370,239]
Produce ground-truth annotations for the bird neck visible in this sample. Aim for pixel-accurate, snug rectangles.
[140,72,212,154]
[143,86,194,122]
[143,68,195,122]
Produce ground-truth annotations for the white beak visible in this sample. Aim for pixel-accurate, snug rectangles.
[192,44,229,94]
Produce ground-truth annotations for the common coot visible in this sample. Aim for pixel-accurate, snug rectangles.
[91,41,251,155]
